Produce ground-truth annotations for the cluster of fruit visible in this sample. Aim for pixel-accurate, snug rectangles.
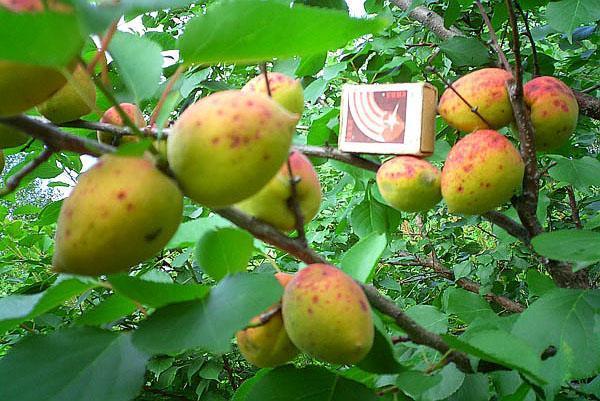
[377,67,578,216]
[237,264,374,367]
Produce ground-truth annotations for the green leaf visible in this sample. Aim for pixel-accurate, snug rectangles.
[548,156,600,190]
[526,270,556,297]
[167,215,232,249]
[109,32,163,102]
[108,274,209,308]
[0,276,99,334]
[246,365,378,401]
[531,229,600,264]
[442,287,496,324]
[296,53,327,77]
[358,323,405,374]
[232,368,272,401]
[448,374,490,401]
[296,0,349,11]
[340,232,387,283]
[439,37,491,67]
[350,197,400,238]
[443,330,546,384]
[0,10,83,67]
[179,0,389,65]
[546,0,600,40]
[406,305,448,335]
[74,294,137,326]
[195,227,254,281]
[512,289,600,381]
[37,199,63,226]
[0,328,149,401]
[397,365,465,401]
[133,272,283,354]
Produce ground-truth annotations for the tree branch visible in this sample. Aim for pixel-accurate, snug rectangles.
[483,211,530,244]
[1,148,54,197]
[565,186,582,229]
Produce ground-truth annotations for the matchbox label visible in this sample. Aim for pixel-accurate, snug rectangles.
[346,89,407,143]
[339,83,437,156]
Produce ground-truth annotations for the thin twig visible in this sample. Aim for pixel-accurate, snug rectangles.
[474,1,512,72]
[149,65,185,128]
[222,355,239,390]
[427,66,493,128]
[260,63,272,97]
[514,2,539,77]
[87,20,118,74]
[286,156,307,246]
[565,186,582,229]
[483,211,530,244]
[244,304,281,329]
[1,148,54,197]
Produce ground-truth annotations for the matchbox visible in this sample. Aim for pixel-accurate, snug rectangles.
[338,83,437,156]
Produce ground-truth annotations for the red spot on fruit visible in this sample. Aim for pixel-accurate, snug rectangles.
[127,203,135,211]
[230,135,241,148]
[458,186,464,192]
[307,308,313,315]
[246,100,254,107]
[116,190,127,200]
[359,300,368,312]
[312,295,319,303]
[211,137,220,145]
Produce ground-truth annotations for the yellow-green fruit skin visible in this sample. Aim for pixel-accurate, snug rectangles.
[282,264,374,364]
[0,124,28,148]
[38,65,96,123]
[242,72,304,115]
[441,130,524,215]
[376,156,441,212]
[97,103,145,145]
[0,1,70,116]
[438,68,514,132]
[168,90,298,208]
[52,155,183,276]
[236,273,299,368]
[523,76,578,151]
[0,60,67,117]
[236,150,321,231]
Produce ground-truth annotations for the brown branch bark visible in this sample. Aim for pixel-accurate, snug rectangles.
[573,90,600,120]
[1,148,54,197]
[483,211,530,244]
[565,186,582,229]
[393,252,525,313]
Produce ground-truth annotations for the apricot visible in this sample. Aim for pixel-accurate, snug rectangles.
[38,65,96,123]
[52,155,183,276]
[167,90,298,208]
[438,68,514,132]
[376,156,441,212]
[441,130,524,215]
[242,72,304,115]
[0,0,72,116]
[236,273,299,367]
[282,264,374,364]
[0,124,29,148]
[236,150,321,231]
[97,103,145,146]
[523,76,578,151]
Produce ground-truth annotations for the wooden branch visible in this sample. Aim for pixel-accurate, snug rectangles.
[393,252,525,313]
[294,145,381,172]
[483,211,530,244]
[573,90,600,120]
[1,148,54,197]
[0,115,115,156]
[565,186,582,229]
[87,20,118,74]
[149,65,184,128]
[475,1,512,71]
[514,2,539,77]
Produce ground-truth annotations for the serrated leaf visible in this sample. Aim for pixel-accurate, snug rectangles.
[74,294,137,326]
[109,32,163,102]
[179,0,389,65]
[439,37,491,67]
[397,365,465,401]
[443,330,546,385]
[0,328,149,401]
[0,10,83,67]
[512,289,600,382]
[133,272,283,354]
[108,274,209,308]
[546,0,600,41]
[531,229,600,264]
[548,156,600,190]
[246,365,378,401]
[195,227,254,281]
[0,276,99,334]
[340,232,387,282]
